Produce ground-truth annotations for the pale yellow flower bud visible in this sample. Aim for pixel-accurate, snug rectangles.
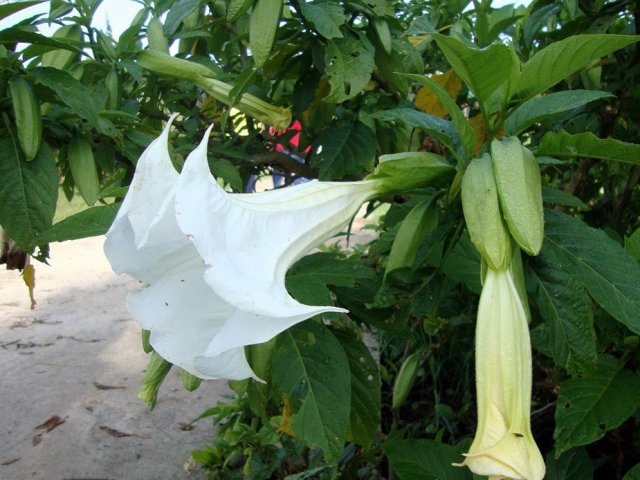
[456,268,545,480]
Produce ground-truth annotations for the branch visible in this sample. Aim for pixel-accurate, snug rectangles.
[251,151,317,179]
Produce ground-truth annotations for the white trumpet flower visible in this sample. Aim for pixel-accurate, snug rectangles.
[104,118,379,380]
[457,268,545,480]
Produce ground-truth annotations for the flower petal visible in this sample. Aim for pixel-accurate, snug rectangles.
[174,130,375,317]
[104,114,194,283]
[126,264,258,380]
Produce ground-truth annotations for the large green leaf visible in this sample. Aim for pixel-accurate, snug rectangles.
[554,355,640,456]
[310,121,376,179]
[528,253,597,376]
[289,252,375,287]
[537,130,640,165]
[544,211,640,335]
[335,332,380,448]
[0,130,57,250]
[299,1,345,39]
[286,273,334,306]
[31,203,119,246]
[544,448,594,480]
[372,108,459,154]
[323,34,375,103]
[0,1,46,21]
[516,35,639,99]
[163,0,200,35]
[0,28,83,55]
[433,34,512,109]
[505,90,614,135]
[385,439,471,480]
[29,67,119,139]
[272,321,351,463]
[402,73,476,157]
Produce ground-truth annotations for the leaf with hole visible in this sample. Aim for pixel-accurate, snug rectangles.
[554,355,640,456]
[323,34,375,103]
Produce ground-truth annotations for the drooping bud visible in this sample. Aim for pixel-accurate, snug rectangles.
[461,154,511,270]
[491,137,544,256]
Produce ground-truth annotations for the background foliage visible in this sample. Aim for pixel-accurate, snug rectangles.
[1,0,640,478]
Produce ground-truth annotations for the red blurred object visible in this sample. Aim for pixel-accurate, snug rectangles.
[270,120,311,154]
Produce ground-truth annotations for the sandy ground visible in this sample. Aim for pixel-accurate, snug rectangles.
[0,236,230,480]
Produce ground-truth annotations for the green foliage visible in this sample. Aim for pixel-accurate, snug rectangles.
[538,131,640,165]
[544,211,640,335]
[0,130,57,251]
[384,439,471,480]
[2,0,640,478]
[272,320,351,464]
[554,356,640,456]
[310,122,376,180]
[544,448,594,480]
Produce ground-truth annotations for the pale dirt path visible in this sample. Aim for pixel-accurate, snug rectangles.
[0,236,230,480]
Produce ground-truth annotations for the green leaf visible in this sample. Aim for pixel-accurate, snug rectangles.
[310,121,376,180]
[272,321,351,463]
[299,1,344,39]
[385,439,471,480]
[403,73,476,157]
[163,0,200,35]
[372,108,459,154]
[386,198,438,274]
[625,228,640,262]
[249,0,282,68]
[623,463,640,480]
[0,130,57,250]
[335,332,380,448]
[433,34,512,109]
[554,355,640,456]
[544,448,594,480]
[0,1,46,21]
[289,252,375,287]
[31,203,119,246]
[516,35,640,99]
[227,0,253,21]
[441,231,482,294]
[0,28,83,55]
[542,186,588,210]
[29,67,119,139]
[506,90,614,135]
[537,130,640,166]
[323,34,375,103]
[528,253,597,376]
[544,211,640,335]
[286,273,334,306]
[210,158,242,192]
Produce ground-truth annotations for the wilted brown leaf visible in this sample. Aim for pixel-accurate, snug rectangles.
[35,415,65,433]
